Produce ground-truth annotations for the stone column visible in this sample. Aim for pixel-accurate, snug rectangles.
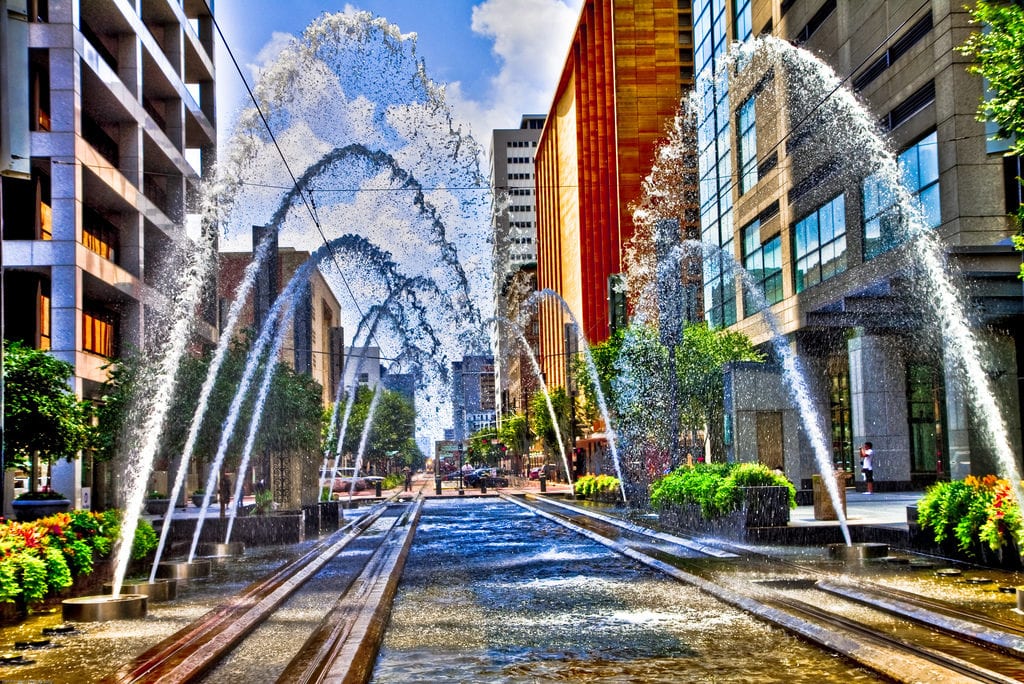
[946,330,1023,479]
[848,332,911,486]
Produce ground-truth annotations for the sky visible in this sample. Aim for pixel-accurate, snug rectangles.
[214,0,584,150]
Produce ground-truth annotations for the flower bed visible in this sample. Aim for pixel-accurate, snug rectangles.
[0,509,156,611]
[915,475,1023,568]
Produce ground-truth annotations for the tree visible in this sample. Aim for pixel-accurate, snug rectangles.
[340,386,418,473]
[4,341,92,492]
[960,1,1024,273]
[529,387,574,461]
[497,412,531,457]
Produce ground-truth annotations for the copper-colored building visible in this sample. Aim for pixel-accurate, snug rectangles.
[535,0,697,388]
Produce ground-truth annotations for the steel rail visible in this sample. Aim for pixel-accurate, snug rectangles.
[105,501,397,684]
[507,494,1019,684]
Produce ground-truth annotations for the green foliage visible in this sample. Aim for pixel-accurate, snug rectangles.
[573,474,621,500]
[529,387,574,458]
[340,386,419,471]
[960,1,1024,158]
[729,463,797,508]
[43,547,73,592]
[960,1,1024,276]
[497,413,532,456]
[383,472,404,490]
[254,489,274,515]
[649,462,795,519]
[914,476,1022,556]
[3,340,93,469]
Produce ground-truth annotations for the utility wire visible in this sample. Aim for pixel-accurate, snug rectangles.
[202,0,380,351]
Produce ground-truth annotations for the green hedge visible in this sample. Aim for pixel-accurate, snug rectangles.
[573,474,621,500]
[650,462,796,518]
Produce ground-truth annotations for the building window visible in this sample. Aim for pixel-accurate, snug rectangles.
[29,50,50,132]
[83,308,115,357]
[737,95,757,194]
[794,193,847,292]
[39,290,51,351]
[83,208,119,261]
[742,220,781,315]
[733,0,752,42]
[862,131,939,260]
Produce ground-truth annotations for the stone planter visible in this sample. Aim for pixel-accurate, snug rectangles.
[657,486,791,541]
[191,494,218,508]
[12,498,71,522]
[145,498,171,515]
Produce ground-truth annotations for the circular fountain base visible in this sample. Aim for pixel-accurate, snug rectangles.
[198,542,245,558]
[62,594,147,622]
[827,542,888,561]
[102,578,177,601]
[155,559,211,580]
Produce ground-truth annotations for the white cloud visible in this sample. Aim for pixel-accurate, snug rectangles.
[447,0,582,147]
[251,31,296,80]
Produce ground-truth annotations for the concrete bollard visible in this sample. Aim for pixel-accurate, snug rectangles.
[435,477,442,495]
[539,475,547,493]
[375,480,382,497]
[481,482,487,494]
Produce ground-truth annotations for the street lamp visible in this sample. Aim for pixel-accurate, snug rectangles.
[457,443,464,495]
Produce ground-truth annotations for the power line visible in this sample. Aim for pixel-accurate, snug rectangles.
[202,0,380,352]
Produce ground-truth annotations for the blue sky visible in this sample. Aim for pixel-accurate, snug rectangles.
[214,0,583,146]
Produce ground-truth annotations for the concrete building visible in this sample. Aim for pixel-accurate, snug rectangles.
[219,232,344,408]
[451,355,496,444]
[696,1,1024,490]
[343,345,381,391]
[534,0,700,390]
[491,115,544,424]
[0,0,217,508]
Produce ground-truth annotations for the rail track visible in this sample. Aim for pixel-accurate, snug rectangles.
[512,493,1024,684]
[104,496,422,684]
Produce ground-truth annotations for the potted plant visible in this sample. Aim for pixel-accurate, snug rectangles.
[12,488,71,521]
[144,490,170,515]
[191,489,218,508]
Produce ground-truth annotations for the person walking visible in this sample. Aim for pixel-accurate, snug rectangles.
[859,441,874,494]
[403,466,413,492]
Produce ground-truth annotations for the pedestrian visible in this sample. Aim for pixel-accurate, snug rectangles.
[219,472,232,519]
[403,466,413,492]
[859,441,874,494]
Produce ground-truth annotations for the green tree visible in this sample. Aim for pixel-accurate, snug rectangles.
[497,412,532,457]
[341,386,418,473]
[960,1,1024,273]
[676,322,763,454]
[529,387,574,461]
[4,341,92,492]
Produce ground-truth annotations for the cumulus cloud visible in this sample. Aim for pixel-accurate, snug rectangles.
[448,0,582,144]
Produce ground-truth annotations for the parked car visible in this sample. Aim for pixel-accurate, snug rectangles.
[332,477,367,493]
[465,468,509,488]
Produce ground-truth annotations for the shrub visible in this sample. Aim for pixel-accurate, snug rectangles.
[574,474,621,500]
[916,477,996,555]
[916,475,1024,557]
[650,462,796,518]
[15,490,68,501]
[383,473,404,490]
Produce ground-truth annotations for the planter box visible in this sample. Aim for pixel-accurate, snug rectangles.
[657,486,791,541]
[191,494,218,508]
[12,499,71,522]
[145,498,171,515]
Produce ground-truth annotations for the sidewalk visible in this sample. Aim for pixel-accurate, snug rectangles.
[789,490,923,529]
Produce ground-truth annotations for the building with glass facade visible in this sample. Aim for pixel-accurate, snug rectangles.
[695,0,1024,489]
